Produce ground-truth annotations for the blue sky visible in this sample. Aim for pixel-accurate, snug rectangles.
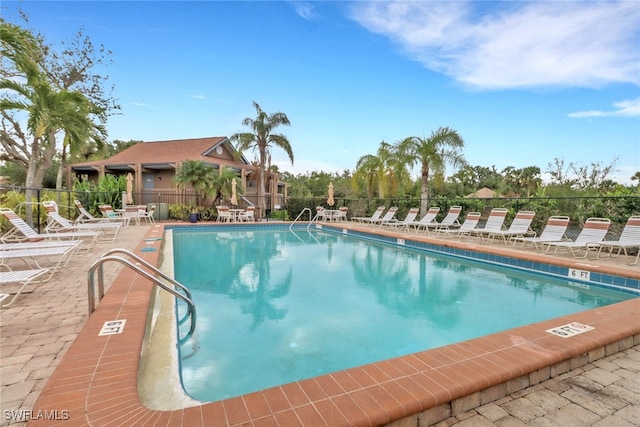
[4,1,640,184]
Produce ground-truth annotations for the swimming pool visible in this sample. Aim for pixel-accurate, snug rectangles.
[171,225,635,403]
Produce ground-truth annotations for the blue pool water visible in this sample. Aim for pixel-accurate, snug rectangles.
[171,227,634,402]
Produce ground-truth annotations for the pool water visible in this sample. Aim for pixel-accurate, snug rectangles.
[172,228,632,402]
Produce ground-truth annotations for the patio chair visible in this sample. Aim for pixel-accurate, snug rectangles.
[592,215,640,265]
[139,205,156,223]
[542,217,611,258]
[512,216,571,250]
[483,211,536,244]
[43,202,121,242]
[387,207,420,230]
[468,207,509,239]
[238,206,256,222]
[437,212,482,238]
[122,206,145,226]
[0,208,99,249]
[407,207,440,232]
[351,206,386,223]
[99,204,128,221]
[423,206,463,232]
[216,206,232,222]
[335,207,349,221]
[0,268,50,308]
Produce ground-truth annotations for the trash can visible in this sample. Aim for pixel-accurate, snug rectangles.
[149,203,169,221]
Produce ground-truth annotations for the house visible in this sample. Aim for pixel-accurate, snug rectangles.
[67,137,287,211]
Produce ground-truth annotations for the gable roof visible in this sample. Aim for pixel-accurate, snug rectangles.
[70,137,252,171]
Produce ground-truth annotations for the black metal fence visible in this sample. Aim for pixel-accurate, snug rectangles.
[1,186,638,238]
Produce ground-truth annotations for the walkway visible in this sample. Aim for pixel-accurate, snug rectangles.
[440,344,639,426]
[1,225,150,426]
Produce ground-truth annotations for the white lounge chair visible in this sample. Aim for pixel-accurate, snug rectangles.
[43,202,121,242]
[407,207,440,233]
[423,206,462,232]
[543,217,611,258]
[592,215,640,265]
[0,208,99,249]
[75,200,129,226]
[512,216,571,250]
[483,211,536,244]
[369,206,398,227]
[352,206,386,223]
[388,207,420,230]
[0,242,80,281]
[468,208,509,239]
[0,241,80,251]
[437,212,482,238]
[0,268,50,308]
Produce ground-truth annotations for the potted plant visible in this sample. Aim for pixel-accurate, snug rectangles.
[188,205,198,223]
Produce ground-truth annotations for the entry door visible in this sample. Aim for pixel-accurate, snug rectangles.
[142,173,154,204]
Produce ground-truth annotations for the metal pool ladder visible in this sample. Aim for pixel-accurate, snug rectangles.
[87,248,197,339]
[289,207,323,231]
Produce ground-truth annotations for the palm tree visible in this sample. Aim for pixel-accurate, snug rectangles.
[517,166,542,198]
[209,166,242,205]
[354,141,410,199]
[354,147,385,198]
[173,160,217,207]
[55,98,106,190]
[230,101,293,217]
[395,127,466,213]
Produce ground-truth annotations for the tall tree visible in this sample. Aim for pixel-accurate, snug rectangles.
[395,127,466,213]
[0,18,115,191]
[0,20,47,193]
[517,166,542,197]
[230,101,293,217]
[44,27,116,189]
[354,143,387,198]
[354,141,410,199]
[208,166,242,205]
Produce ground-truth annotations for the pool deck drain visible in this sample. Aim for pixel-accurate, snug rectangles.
[1,221,638,426]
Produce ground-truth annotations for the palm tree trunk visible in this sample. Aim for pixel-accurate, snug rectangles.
[56,144,67,195]
[420,167,430,214]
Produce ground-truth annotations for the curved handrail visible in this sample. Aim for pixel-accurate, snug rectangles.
[87,254,196,338]
[306,212,323,231]
[289,207,312,231]
[100,248,192,300]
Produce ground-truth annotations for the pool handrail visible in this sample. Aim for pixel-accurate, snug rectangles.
[87,249,196,338]
[289,207,313,231]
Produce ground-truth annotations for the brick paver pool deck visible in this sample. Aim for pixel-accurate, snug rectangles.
[1,221,638,426]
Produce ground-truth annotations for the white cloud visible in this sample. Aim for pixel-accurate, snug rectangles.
[132,102,153,108]
[288,1,316,21]
[569,97,640,118]
[190,94,206,100]
[349,1,640,90]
